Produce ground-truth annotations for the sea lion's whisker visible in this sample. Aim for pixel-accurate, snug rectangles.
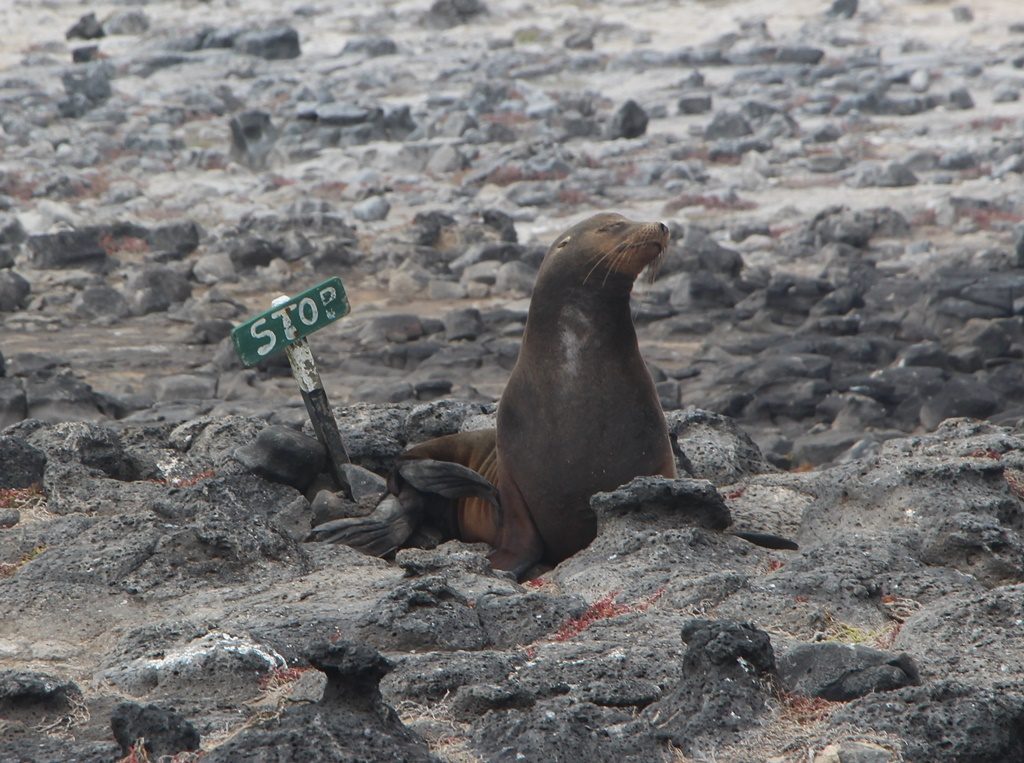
[582,250,614,286]
[583,241,628,285]
[602,244,634,286]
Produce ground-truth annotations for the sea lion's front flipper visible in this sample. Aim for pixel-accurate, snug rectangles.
[486,468,544,581]
[307,494,420,557]
[396,459,500,508]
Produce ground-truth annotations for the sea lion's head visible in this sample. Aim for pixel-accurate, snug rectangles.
[541,213,670,288]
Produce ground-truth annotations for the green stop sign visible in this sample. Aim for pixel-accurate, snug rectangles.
[231,277,350,367]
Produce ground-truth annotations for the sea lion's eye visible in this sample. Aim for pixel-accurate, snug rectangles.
[600,222,627,233]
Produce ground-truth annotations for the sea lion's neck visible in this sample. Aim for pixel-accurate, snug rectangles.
[522,278,637,354]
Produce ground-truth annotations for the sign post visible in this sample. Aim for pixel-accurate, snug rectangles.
[231,277,352,495]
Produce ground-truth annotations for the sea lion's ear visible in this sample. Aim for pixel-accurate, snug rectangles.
[555,236,571,249]
[396,459,500,506]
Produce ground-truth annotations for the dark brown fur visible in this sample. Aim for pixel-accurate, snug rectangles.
[489,213,675,576]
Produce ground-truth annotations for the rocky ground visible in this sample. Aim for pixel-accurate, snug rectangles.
[2,0,1024,760]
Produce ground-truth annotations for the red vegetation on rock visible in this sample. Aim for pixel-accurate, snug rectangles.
[553,587,666,642]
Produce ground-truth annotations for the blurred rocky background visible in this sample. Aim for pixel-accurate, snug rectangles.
[2,0,1024,760]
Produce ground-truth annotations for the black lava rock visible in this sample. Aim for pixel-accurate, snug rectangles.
[60,62,112,117]
[607,99,649,140]
[778,642,920,700]
[0,670,82,726]
[202,640,433,762]
[643,620,777,753]
[678,93,712,114]
[590,476,732,532]
[26,230,108,270]
[66,12,104,40]
[110,702,200,757]
[830,681,1024,762]
[423,0,488,29]
[0,271,30,312]
[234,425,327,491]
[126,265,192,316]
[0,436,46,488]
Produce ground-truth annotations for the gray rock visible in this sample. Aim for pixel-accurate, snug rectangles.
[355,575,491,651]
[948,86,974,110]
[849,161,918,188]
[919,377,998,429]
[314,103,382,127]
[126,265,192,316]
[197,634,430,761]
[192,253,237,284]
[828,0,857,18]
[341,36,398,57]
[102,10,150,36]
[704,110,753,140]
[666,409,770,485]
[352,195,390,222]
[60,62,112,117]
[403,399,493,444]
[476,591,588,648]
[71,284,130,320]
[677,93,712,114]
[153,373,217,402]
[146,220,201,257]
[474,697,658,762]
[382,650,524,704]
[234,26,301,60]
[591,476,732,533]
[0,378,27,429]
[228,235,284,269]
[24,371,103,423]
[443,307,484,341]
[830,681,1024,762]
[423,0,488,29]
[331,403,412,474]
[952,5,974,22]
[494,261,537,295]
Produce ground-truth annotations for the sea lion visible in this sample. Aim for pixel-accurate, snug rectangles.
[309,213,795,577]
[488,212,677,576]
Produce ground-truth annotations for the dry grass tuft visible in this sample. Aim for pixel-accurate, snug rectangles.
[0,484,47,512]
[35,690,90,737]
[1004,467,1024,501]
[396,694,482,763]
[0,544,47,578]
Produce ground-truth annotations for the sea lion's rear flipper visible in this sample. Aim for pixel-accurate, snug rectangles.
[307,494,419,557]
[731,529,799,551]
[396,459,500,508]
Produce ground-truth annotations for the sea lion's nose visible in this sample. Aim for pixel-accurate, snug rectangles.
[658,222,669,236]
